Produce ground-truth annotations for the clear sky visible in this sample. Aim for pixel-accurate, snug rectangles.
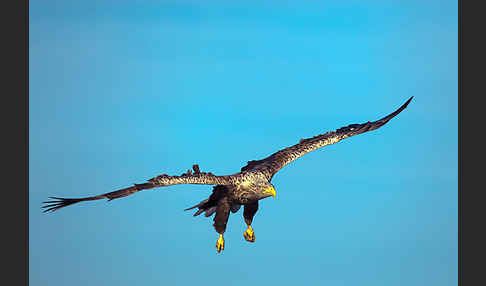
[30,1,457,285]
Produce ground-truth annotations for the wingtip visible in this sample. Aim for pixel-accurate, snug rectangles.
[394,96,414,114]
[397,96,413,112]
[405,96,414,105]
[401,96,414,110]
[399,96,413,109]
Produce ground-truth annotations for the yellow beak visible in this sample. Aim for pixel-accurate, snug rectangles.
[263,186,276,198]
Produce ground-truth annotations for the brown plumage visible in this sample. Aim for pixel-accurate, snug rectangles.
[43,96,413,252]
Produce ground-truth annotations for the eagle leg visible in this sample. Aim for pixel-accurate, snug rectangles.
[213,196,231,253]
[243,201,259,243]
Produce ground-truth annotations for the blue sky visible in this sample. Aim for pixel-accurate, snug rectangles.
[30,1,457,285]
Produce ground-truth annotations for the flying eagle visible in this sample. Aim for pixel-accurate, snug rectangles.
[43,96,413,253]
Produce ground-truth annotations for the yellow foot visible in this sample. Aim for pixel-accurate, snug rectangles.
[215,234,225,253]
[243,225,255,243]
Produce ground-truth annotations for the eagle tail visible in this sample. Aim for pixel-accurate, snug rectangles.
[184,199,217,217]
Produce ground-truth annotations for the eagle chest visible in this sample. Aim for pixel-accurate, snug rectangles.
[230,184,259,204]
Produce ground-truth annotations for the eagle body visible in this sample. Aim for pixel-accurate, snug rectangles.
[184,171,274,239]
[43,97,413,253]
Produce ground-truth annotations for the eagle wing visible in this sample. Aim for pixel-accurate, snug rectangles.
[241,96,413,179]
[42,166,239,213]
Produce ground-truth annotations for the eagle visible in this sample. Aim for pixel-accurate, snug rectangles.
[43,96,413,253]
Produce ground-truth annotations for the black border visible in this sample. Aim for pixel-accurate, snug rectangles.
[462,0,483,284]
[5,0,28,285]
[460,1,483,285]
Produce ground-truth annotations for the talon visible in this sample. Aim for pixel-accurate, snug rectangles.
[243,225,255,243]
[215,234,225,253]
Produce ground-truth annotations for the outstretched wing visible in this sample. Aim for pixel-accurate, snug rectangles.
[42,165,239,213]
[241,96,413,179]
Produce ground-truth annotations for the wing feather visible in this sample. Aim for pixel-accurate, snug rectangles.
[241,96,413,179]
[42,168,239,213]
